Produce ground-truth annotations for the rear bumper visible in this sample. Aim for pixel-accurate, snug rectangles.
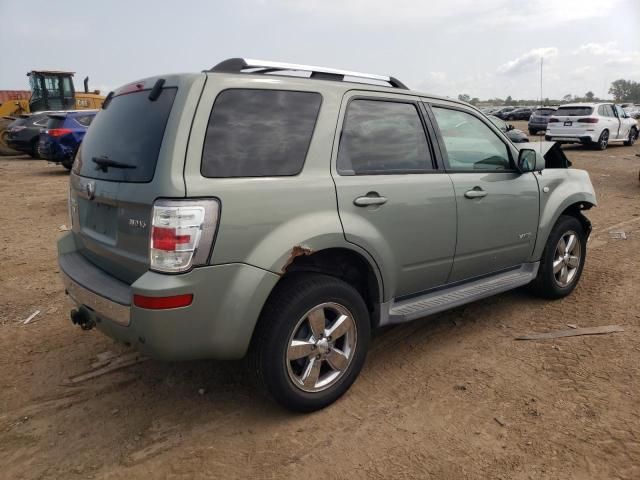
[544,133,595,144]
[58,233,280,361]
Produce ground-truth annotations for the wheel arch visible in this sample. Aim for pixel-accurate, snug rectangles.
[272,246,384,329]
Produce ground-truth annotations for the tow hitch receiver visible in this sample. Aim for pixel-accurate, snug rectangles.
[70,308,95,331]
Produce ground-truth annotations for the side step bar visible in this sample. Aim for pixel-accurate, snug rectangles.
[382,263,539,326]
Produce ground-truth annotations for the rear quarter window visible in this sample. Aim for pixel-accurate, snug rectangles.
[201,89,322,178]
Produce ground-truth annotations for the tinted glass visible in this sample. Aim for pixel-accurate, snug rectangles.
[604,105,615,117]
[615,105,626,118]
[534,108,555,116]
[202,89,321,178]
[46,116,66,129]
[488,115,507,131]
[74,88,177,182]
[556,107,593,116]
[337,100,432,175]
[75,115,95,127]
[432,107,511,171]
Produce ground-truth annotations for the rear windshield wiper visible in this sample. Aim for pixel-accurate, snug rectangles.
[92,156,137,172]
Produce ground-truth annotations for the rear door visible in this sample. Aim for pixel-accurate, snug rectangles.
[332,91,457,298]
[69,74,205,284]
[427,103,540,282]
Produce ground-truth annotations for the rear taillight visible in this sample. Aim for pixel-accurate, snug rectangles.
[548,118,559,123]
[150,199,220,273]
[577,118,599,123]
[134,293,193,309]
[48,128,73,137]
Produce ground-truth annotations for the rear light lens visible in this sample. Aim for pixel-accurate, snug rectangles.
[134,293,193,309]
[577,118,599,123]
[48,128,73,137]
[548,118,559,123]
[150,199,220,273]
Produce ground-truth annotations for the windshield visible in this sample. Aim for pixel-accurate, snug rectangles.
[74,88,177,182]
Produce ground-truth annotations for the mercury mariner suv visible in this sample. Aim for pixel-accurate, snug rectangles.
[58,58,597,412]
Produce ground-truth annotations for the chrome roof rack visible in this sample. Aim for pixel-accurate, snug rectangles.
[208,58,408,89]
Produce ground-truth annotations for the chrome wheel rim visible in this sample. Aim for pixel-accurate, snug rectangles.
[600,131,608,149]
[553,230,581,288]
[286,302,357,393]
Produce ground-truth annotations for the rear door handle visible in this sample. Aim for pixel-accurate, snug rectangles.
[354,193,388,207]
[464,188,487,199]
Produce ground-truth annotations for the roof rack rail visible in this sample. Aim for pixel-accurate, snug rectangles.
[208,58,408,89]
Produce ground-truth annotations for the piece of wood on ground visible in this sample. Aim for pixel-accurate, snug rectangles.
[23,310,41,325]
[515,325,624,341]
[62,353,148,385]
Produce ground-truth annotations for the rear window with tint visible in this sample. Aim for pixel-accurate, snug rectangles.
[201,89,322,178]
[534,109,555,116]
[46,116,66,129]
[74,88,177,182]
[555,107,593,116]
[75,115,95,127]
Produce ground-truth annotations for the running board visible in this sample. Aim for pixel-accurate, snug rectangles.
[382,263,539,326]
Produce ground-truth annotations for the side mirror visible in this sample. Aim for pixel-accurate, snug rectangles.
[507,124,514,131]
[517,148,537,173]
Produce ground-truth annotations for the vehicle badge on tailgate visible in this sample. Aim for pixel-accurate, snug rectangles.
[86,181,95,200]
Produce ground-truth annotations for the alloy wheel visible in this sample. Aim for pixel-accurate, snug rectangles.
[553,230,581,288]
[286,302,357,393]
[599,130,609,149]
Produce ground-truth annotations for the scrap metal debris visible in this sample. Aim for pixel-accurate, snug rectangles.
[515,325,624,341]
[609,231,627,240]
[23,310,41,325]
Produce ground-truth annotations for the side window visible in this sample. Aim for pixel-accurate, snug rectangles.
[604,105,615,117]
[615,105,626,118]
[201,89,321,178]
[598,105,606,116]
[431,107,511,171]
[337,99,432,175]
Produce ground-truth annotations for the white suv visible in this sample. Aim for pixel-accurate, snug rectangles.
[545,103,638,150]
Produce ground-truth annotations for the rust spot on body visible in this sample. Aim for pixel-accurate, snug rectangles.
[281,245,313,274]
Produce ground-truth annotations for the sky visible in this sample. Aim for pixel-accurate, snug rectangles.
[1,0,639,101]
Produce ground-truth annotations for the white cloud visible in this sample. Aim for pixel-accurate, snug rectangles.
[573,42,620,56]
[497,47,558,76]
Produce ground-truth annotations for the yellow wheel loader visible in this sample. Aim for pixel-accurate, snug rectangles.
[0,70,104,155]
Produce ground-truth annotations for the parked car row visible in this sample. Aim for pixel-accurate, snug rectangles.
[5,109,97,169]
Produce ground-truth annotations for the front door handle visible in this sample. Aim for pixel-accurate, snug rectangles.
[354,193,388,207]
[464,187,487,199]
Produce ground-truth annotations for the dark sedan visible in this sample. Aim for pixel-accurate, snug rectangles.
[502,107,534,121]
[6,113,50,158]
[488,115,529,143]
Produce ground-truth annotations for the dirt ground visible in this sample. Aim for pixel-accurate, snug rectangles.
[1,123,639,480]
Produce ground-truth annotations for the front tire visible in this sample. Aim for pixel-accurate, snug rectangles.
[530,215,586,299]
[624,127,638,146]
[251,273,370,412]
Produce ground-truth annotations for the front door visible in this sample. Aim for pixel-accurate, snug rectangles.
[332,92,457,299]
[428,104,540,282]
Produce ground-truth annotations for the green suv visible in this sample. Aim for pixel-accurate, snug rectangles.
[58,58,596,411]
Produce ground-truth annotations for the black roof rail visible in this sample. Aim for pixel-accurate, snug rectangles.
[208,58,408,89]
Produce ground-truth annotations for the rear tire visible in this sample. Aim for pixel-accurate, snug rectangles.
[250,273,370,412]
[530,215,586,299]
[624,127,637,146]
[594,129,609,150]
